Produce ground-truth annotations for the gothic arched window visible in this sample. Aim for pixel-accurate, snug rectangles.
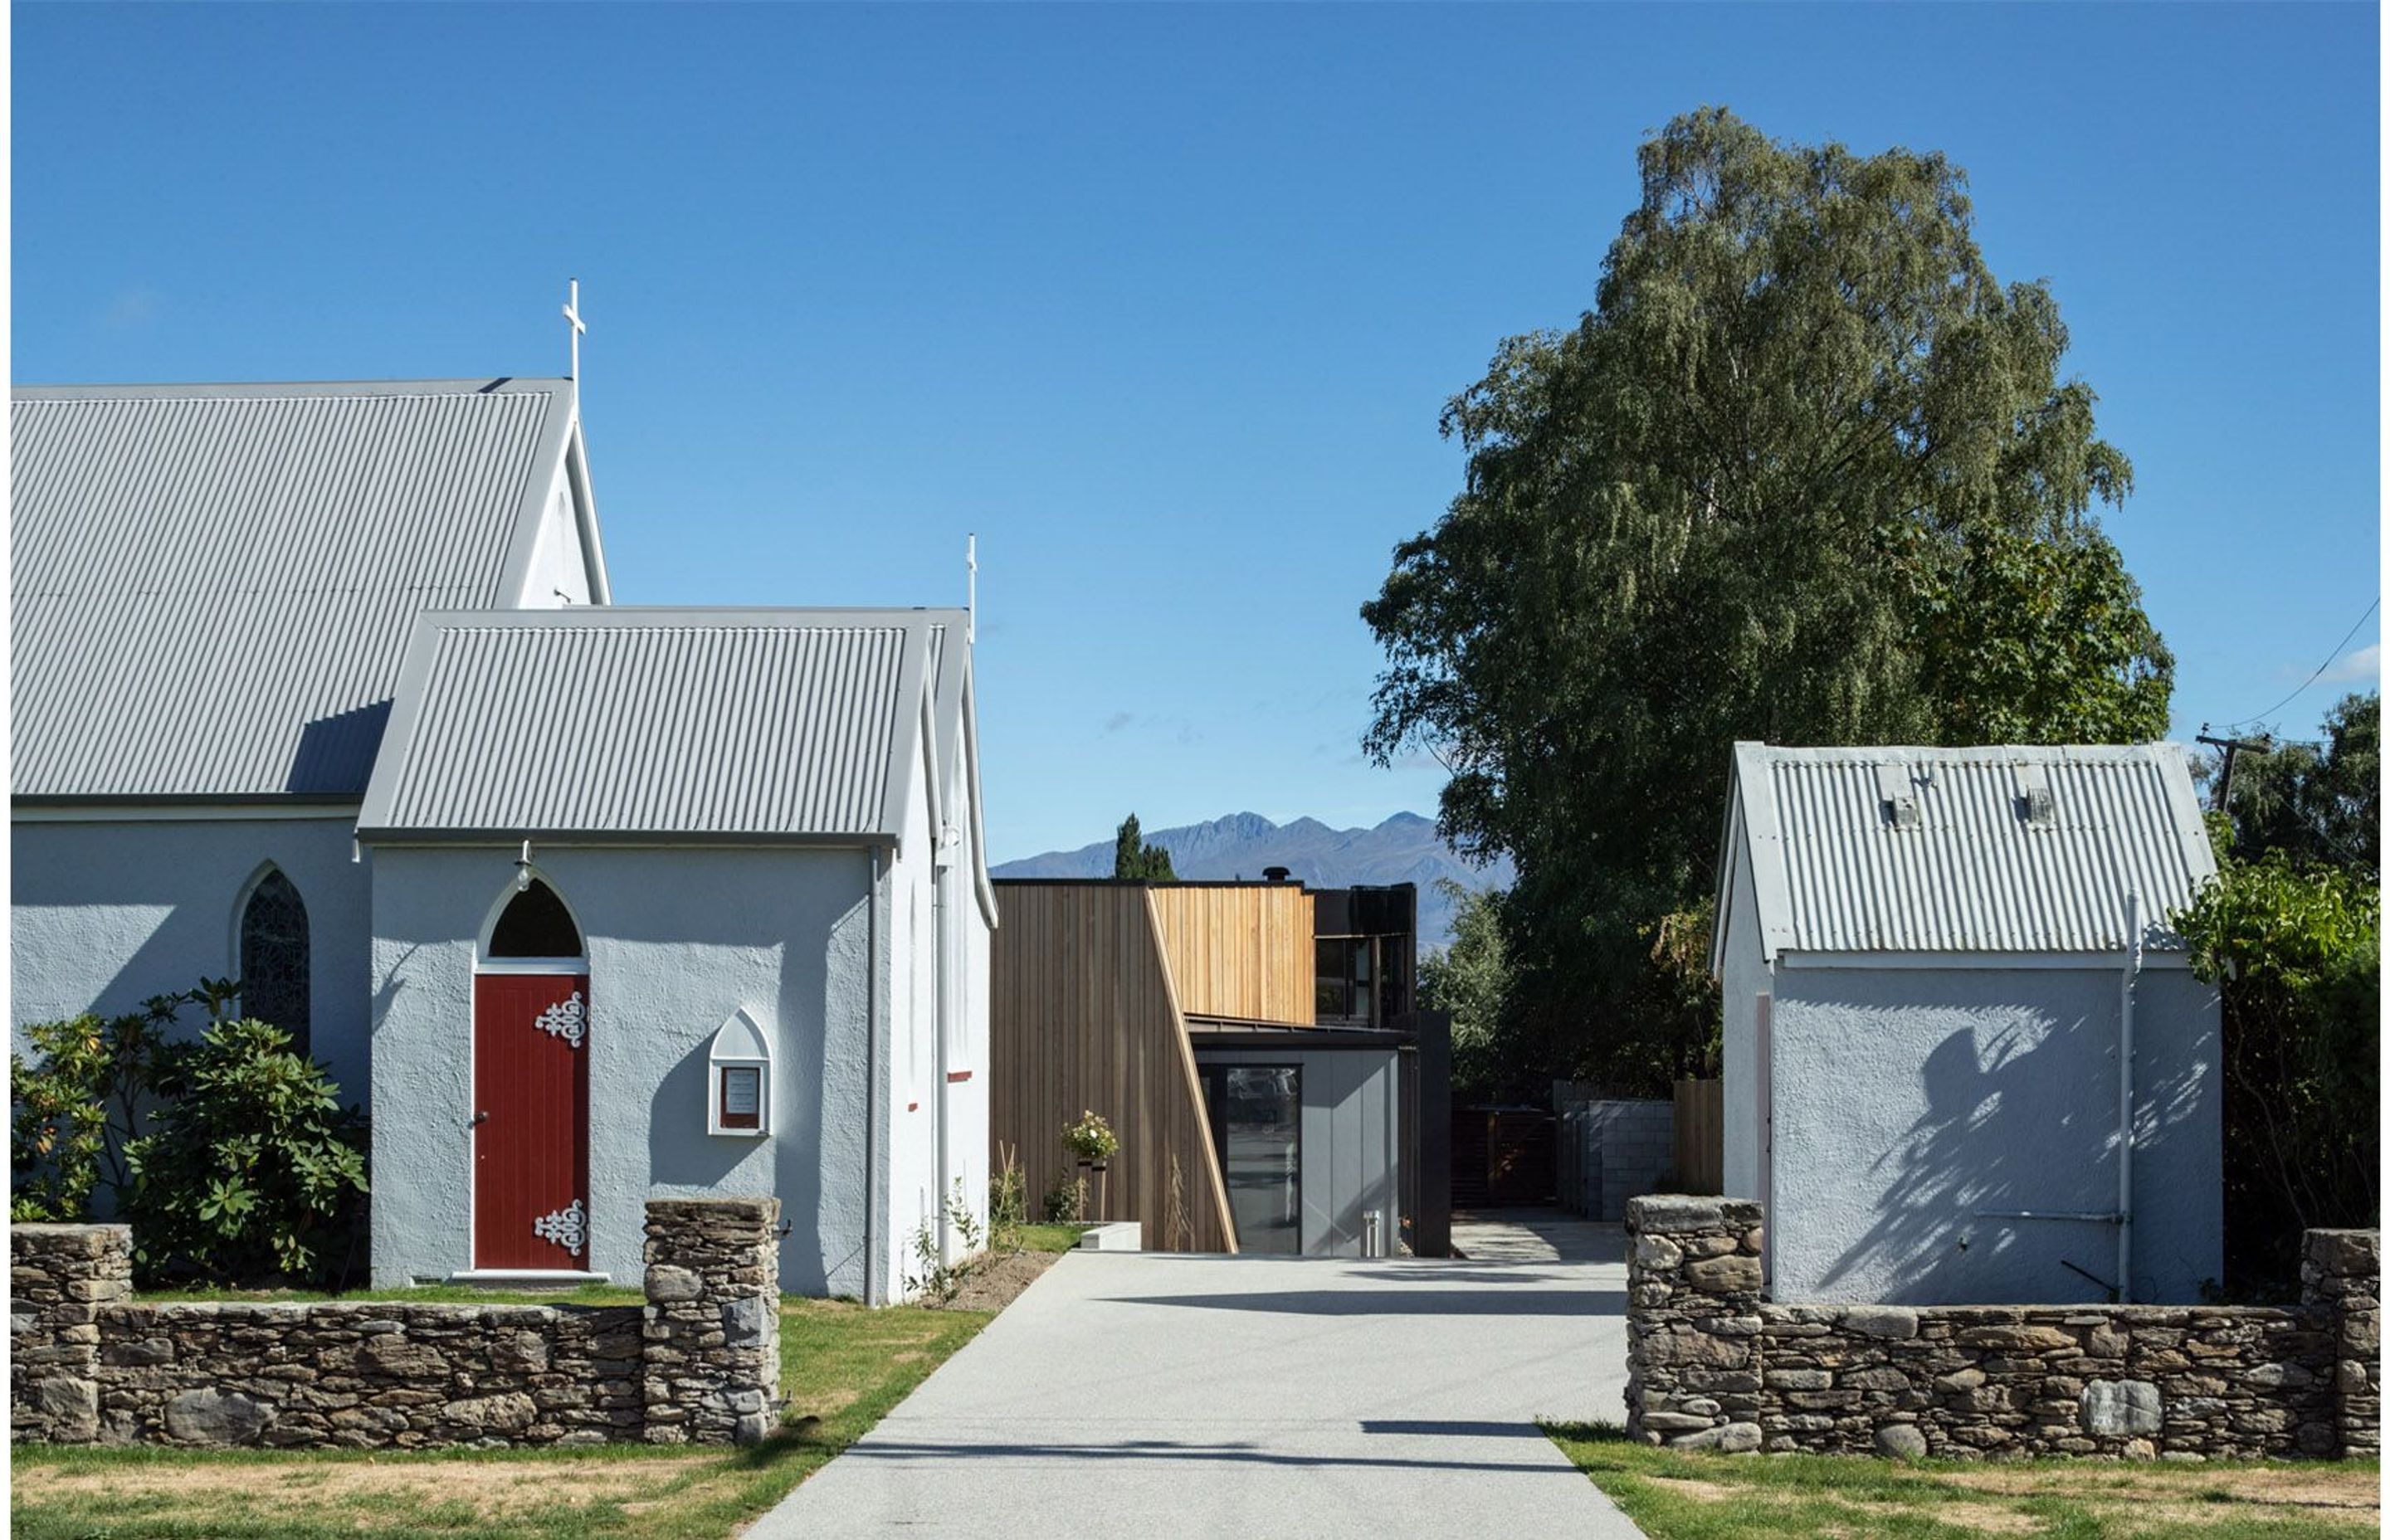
[240,869,312,1056]
[486,878,584,960]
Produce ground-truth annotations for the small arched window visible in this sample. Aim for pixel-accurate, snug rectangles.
[486,878,584,960]
[240,868,312,1056]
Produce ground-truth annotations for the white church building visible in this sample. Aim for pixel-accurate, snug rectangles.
[10,376,994,1302]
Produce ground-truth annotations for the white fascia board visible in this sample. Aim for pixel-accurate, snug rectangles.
[1776,948,2194,972]
[1732,742,1797,963]
[13,801,363,823]
[962,665,998,928]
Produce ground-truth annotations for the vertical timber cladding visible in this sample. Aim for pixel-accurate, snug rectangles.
[472,974,591,1269]
[1146,884,1316,1024]
[989,884,1236,1251]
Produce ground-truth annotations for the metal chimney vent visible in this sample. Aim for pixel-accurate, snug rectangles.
[1874,763,1920,829]
[2014,763,2056,828]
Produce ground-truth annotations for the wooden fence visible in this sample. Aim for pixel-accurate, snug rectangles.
[1671,1077,1724,1196]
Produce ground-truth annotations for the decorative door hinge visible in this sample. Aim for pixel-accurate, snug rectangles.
[534,1198,588,1257]
[534,991,586,1048]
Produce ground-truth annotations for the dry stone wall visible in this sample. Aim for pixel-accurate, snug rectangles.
[1625,1196,2379,1461]
[12,1197,782,1450]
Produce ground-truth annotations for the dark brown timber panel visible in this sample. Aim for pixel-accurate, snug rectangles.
[989,884,1236,1252]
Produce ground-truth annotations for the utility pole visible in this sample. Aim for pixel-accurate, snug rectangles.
[2195,729,2274,816]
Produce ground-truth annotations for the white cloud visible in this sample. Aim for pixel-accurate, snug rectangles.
[2321,642,2380,685]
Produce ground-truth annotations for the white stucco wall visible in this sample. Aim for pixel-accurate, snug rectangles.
[12,814,374,1107]
[1768,960,2222,1306]
[1195,1045,1401,1257]
[367,843,876,1294]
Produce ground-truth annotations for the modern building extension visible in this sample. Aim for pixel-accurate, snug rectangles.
[990,877,1449,1257]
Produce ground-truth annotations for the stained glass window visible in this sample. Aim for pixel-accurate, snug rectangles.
[240,869,311,1056]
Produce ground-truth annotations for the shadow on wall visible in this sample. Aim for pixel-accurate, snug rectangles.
[649,1040,754,1192]
[1814,1000,2206,1304]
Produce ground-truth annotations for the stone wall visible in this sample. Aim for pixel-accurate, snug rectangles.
[1625,1196,2379,1460]
[12,1197,783,1450]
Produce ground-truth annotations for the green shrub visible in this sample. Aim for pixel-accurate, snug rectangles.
[10,995,178,1222]
[125,1010,369,1288]
[1041,1169,1087,1223]
[2174,854,2379,1292]
[10,977,369,1289]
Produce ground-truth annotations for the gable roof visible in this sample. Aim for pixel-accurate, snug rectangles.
[11,378,597,802]
[357,607,973,854]
[1714,741,2217,965]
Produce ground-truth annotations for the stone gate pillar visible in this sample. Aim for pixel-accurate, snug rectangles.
[10,1223,132,1443]
[641,1197,782,1445]
[1624,1195,1765,1451]
[2303,1228,2381,1459]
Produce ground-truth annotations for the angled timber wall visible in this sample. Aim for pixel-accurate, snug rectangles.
[1148,883,1314,1025]
[989,885,1236,1252]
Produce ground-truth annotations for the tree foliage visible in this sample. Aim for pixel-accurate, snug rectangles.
[1363,107,2171,1093]
[1418,880,1510,1099]
[1112,813,1178,881]
[2173,855,2378,1292]
[2211,692,2378,875]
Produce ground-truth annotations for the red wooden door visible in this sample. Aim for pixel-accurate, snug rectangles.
[472,973,590,1269]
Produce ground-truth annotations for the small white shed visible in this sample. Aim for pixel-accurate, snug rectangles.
[1712,742,2223,1307]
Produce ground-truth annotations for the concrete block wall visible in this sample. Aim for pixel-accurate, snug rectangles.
[1558,1099,1674,1220]
[12,1197,783,1450]
[1625,1196,2380,1461]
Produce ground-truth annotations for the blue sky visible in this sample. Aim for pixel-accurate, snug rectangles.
[13,3,2379,863]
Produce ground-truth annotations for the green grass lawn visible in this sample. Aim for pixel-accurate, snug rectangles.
[11,1297,991,1540]
[1002,1221,1090,1254]
[1548,1421,2383,1539]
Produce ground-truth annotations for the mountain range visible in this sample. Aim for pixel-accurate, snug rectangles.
[990,811,1513,950]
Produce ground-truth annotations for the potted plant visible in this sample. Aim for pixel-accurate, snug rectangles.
[1062,1109,1119,1221]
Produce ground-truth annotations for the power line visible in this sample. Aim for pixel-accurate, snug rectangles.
[2217,597,2380,733]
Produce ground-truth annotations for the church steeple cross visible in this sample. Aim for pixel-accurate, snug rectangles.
[562,278,586,381]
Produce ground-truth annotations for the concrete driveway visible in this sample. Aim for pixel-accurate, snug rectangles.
[751,1216,1639,1538]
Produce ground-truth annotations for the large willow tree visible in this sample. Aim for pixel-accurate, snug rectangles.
[1364,108,2173,1094]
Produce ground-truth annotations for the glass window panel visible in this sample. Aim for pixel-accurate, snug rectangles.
[1314,938,1349,1018]
[1217,1066,1300,1254]
[239,870,311,1057]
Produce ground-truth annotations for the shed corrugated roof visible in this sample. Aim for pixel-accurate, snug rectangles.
[357,608,965,843]
[11,379,578,800]
[1720,742,2217,960]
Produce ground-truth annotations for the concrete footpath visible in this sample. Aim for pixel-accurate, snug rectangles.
[749,1228,1641,1538]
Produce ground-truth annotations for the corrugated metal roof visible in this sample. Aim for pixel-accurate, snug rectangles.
[11,380,578,800]
[358,608,968,842]
[1723,743,2217,958]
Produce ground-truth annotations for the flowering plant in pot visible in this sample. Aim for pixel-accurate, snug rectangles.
[1062,1109,1119,1168]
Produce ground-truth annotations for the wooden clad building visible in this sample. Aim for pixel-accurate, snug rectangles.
[992,877,1444,1256]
